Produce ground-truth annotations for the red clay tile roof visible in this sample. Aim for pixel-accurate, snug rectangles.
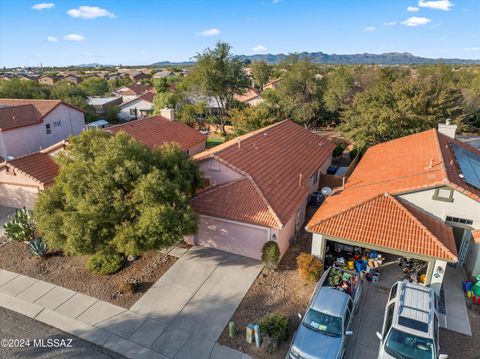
[234,89,261,103]
[192,120,336,228]
[310,193,457,261]
[0,99,84,131]
[108,116,207,151]
[306,128,480,261]
[191,178,280,227]
[118,85,154,96]
[473,230,480,244]
[120,92,155,108]
[6,153,59,186]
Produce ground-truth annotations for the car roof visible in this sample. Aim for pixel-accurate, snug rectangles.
[392,281,436,338]
[311,287,349,317]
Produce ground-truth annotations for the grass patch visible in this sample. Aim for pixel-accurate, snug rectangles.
[207,137,225,148]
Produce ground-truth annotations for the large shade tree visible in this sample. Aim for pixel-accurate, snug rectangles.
[34,130,202,257]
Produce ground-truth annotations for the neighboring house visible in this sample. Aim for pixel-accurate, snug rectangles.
[108,112,207,155]
[38,75,59,85]
[118,92,155,121]
[188,120,335,260]
[307,122,480,293]
[0,141,66,209]
[263,78,281,90]
[0,99,85,158]
[86,119,109,129]
[87,96,123,114]
[114,85,155,103]
[458,135,480,151]
[62,74,82,85]
[129,71,150,82]
[234,88,264,106]
[153,70,176,79]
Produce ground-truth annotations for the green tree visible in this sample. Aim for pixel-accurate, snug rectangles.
[229,104,277,135]
[79,77,109,96]
[177,102,207,128]
[187,42,250,134]
[0,78,50,99]
[323,67,356,115]
[108,77,133,91]
[250,60,272,90]
[34,130,202,259]
[50,81,89,109]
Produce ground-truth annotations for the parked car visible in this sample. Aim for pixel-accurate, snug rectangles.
[376,281,448,359]
[288,266,363,359]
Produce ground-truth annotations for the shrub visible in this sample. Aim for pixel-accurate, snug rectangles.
[259,313,289,341]
[333,143,346,158]
[3,208,36,242]
[119,281,137,294]
[86,252,124,275]
[297,253,323,282]
[261,241,281,269]
[27,237,48,258]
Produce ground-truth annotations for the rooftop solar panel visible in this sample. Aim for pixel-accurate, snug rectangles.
[452,143,480,190]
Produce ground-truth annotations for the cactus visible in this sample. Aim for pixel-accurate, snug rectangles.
[3,208,36,242]
[27,237,48,258]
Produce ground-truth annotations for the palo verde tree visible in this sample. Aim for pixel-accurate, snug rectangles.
[250,60,272,90]
[187,42,250,135]
[34,130,202,259]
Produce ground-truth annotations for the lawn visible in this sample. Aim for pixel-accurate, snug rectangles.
[206,136,225,148]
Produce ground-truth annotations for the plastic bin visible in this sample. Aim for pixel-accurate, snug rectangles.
[355,260,367,273]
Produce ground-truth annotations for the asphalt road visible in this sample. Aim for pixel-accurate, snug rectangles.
[0,307,125,359]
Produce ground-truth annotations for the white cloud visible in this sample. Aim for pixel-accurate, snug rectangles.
[198,28,221,37]
[252,45,268,52]
[63,34,86,41]
[31,3,54,10]
[364,26,376,32]
[401,16,432,26]
[384,21,397,26]
[46,36,58,42]
[407,6,420,12]
[418,0,453,11]
[67,6,116,19]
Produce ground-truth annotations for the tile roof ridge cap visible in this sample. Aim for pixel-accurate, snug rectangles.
[307,192,388,230]
[40,140,69,154]
[432,129,449,183]
[395,197,457,261]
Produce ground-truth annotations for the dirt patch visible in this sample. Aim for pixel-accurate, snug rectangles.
[218,211,318,359]
[0,241,177,308]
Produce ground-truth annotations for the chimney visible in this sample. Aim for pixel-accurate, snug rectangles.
[160,108,175,121]
[438,119,457,139]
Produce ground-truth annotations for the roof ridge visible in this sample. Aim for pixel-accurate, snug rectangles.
[432,129,450,184]
[396,197,457,261]
[108,115,169,129]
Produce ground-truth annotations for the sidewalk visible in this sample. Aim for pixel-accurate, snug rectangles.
[443,266,472,336]
[0,246,260,359]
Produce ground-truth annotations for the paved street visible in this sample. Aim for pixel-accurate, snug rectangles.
[0,307,124,359]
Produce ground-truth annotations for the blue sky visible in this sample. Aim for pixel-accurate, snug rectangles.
[0,0,479,67]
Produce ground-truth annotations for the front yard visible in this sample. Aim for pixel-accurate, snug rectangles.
[0,241,178,308]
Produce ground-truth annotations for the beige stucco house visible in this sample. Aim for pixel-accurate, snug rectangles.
[118,92,154,121]
[0,99,85,159]
[188,120,335,260]
[307,122,480,293]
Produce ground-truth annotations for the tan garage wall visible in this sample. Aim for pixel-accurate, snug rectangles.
[0,184,38,210]
[191,215,270,259]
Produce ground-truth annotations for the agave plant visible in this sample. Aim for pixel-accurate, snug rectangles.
[3,208,36,242]
[27,237,48,258]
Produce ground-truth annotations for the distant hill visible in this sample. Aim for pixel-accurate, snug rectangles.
[151,51,480,66]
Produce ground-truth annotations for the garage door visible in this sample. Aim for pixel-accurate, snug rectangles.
[194,216,269,259]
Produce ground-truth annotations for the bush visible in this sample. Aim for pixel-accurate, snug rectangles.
[333,143,346,158]
[119,281,137,294]
[297,253,323,282]
[86,252,124,275]
[259,313,289,341]
[3,208,36,242]
[261,241,281,269]
[27,237,48,258]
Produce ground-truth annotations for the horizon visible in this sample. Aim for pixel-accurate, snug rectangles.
[1,0,479,67]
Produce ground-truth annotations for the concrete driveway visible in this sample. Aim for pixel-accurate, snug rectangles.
[130,246,262,358]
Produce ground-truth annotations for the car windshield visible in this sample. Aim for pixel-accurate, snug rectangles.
[303,308,342,337]
[385,328,435,359]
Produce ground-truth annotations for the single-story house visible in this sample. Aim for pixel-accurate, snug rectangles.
[86,119,109,129]
[38,75,59,86]
[114,85,155,103]
[87,96,123,114]
[108,111,207,155]
[153,70,176,79]
[118,92,155,121]
[188,120,336,260]
[62,74,82,85]
[234,88,264,106]
[0,99,85,158]
[0,141,65,209]
[307,121,480,292]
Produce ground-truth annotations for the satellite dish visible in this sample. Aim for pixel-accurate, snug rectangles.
[321,187,333,196]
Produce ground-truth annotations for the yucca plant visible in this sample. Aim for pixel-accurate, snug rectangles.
[3,208,36,242]
[27,237,48,258]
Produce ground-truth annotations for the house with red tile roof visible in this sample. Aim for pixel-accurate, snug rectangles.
[0,141,66,209]
[234,88,264,106]
[108,113,207,155]
[307,122,480,291]
[188,120,335,259]
[118,92,155,121]
[0,99,85,159]
[114,85,155,103]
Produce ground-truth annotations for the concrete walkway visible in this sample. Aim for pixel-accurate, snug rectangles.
[443,266,472,336]
[0,246,261,359]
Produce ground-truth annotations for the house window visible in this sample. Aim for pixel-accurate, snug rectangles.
[208,159,220,171]
[53,121,61,127]
[45,123,51,135]
[445,216,473,226]
[432,187,454,202]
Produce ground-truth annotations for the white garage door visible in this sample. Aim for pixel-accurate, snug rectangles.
[194,216,269,259]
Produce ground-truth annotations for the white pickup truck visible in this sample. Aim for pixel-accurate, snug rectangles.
[288,266,363,359]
